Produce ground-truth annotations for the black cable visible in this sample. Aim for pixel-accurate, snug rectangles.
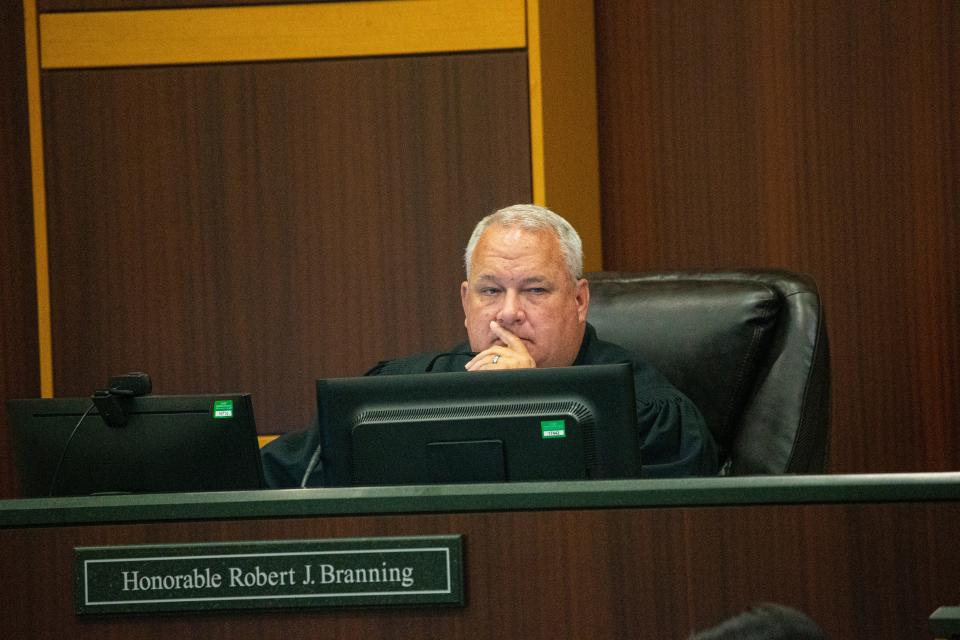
[47,402,96,497]
[300,441,323,489]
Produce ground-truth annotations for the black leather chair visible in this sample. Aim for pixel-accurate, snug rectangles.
[586,270,830,474]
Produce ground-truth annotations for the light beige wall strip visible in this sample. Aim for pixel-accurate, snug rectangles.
[527,0,602,271]
[39,0,526,69]
[23,0,54,397]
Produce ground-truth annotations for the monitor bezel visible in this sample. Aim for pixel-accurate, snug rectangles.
[7,393,265,497]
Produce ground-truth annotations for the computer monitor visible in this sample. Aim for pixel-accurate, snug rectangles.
[7,393,265,497]
[314,363,640,487]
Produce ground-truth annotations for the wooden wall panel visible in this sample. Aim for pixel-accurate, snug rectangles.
[595,1,959,473]
[2,501,958,638]
[0,3,40,498]
[41,52,531,433]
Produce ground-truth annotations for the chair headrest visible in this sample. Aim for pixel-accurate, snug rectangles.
[587,272,781,455]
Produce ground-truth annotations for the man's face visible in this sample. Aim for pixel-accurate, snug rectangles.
[460,224,589,368]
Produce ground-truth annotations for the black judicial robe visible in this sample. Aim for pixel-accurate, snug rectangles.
[260,323,719,488]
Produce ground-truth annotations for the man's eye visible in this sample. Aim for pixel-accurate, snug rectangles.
[526,288,547,295]
[480,288,501,296]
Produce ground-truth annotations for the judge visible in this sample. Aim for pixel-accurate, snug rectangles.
[261,204,718,487]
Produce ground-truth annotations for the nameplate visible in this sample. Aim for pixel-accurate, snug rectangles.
[75,535,464,614]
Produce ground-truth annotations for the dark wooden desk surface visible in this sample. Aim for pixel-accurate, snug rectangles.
[2,473,958,639]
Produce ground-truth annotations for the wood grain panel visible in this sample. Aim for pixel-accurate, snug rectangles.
[41,52,531,434]
[595,1,960,473]
[1,501,958,638]
[0,2,40,498]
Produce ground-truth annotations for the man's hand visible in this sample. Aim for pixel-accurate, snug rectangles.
[464,321,537,371]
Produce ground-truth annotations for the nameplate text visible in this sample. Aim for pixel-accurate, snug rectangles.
[75,535,463,614]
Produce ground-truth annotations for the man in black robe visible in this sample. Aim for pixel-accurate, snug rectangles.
[261,204,718,486]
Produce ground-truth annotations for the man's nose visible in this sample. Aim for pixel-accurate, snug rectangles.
[496,290,526,325]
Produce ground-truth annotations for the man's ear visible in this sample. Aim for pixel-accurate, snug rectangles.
[575,279,590,323]
[460,280,470,326]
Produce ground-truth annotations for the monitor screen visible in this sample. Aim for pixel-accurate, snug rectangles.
[314,363,640,487]
[7,394,265,497]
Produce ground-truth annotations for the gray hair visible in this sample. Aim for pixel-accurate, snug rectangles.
[464,204,584,281]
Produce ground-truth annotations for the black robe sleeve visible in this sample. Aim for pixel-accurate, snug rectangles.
[259,417,321,489]
[634,387,718,478]
[573,324,719,478]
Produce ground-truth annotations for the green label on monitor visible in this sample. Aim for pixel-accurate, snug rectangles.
[540,419,566,438]
[212,400,234,419]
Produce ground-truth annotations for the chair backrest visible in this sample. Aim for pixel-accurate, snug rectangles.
[586,270,830,474]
